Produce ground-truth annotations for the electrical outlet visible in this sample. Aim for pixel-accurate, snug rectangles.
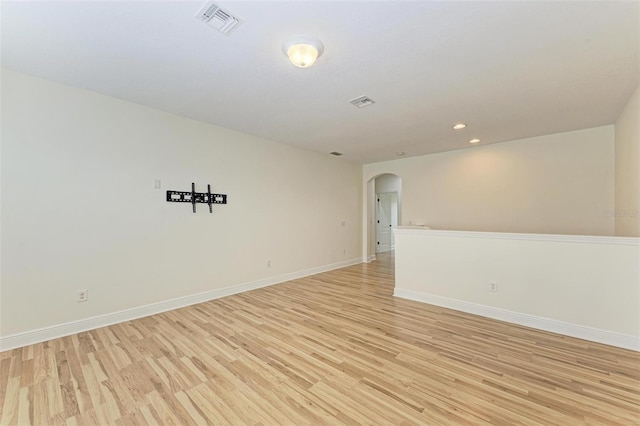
[342,248,347,254]
[489,281,498,292]
[266,260,271,268]
[153,179,161,189]
[77,289,88,302]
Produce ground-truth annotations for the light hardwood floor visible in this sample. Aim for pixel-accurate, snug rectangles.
[1,253,639,425]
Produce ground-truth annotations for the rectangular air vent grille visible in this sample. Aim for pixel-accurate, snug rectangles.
[349,95,376,108]
[196,1,242,35]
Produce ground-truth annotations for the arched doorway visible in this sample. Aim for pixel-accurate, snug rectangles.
[364,173,402,262]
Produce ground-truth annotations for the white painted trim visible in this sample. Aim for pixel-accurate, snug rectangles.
[394,288,640,352]
[0,258,362,351]
[366,255,376,263]
[394,228,640,246]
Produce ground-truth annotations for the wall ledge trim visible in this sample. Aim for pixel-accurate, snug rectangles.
[394,228,640,246]
[394,288,640,352]
[0,258,362,352]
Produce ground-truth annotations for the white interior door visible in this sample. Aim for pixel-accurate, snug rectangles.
[377,192,398,253]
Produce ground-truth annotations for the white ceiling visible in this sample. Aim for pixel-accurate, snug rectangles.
[2,1,638,164]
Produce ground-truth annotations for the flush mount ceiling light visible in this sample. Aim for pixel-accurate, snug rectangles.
[469,138,481,144]
[452,123,467,130]
[282,35,324,68]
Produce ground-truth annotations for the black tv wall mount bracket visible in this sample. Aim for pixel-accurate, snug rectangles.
[166,183,227,213]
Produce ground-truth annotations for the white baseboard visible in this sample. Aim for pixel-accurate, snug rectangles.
[0,258,362,351]
[394,288,640,352]
[366,255,376,263]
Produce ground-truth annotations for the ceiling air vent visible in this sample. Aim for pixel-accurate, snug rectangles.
[196,1,243,35]
[330,152,343,156]
[349,95,376,109]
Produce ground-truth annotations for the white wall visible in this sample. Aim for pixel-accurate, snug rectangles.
[395,229,640,350]
[615,85,640,237]
[0,70,362,343]
[364,126,615,236]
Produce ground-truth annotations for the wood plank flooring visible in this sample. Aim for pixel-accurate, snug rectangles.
[1,252,639,425]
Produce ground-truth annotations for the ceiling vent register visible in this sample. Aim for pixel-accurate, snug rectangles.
[196,1,242,35]
[349,96,376,108]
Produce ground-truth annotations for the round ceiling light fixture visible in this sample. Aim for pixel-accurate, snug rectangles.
[282,35,324,68]
[469,138,481,144]
[452,123,467,130]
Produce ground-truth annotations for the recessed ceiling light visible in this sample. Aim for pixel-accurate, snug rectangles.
[452,123,467,130]
[396,152,405,156]
[469,138,481,144]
